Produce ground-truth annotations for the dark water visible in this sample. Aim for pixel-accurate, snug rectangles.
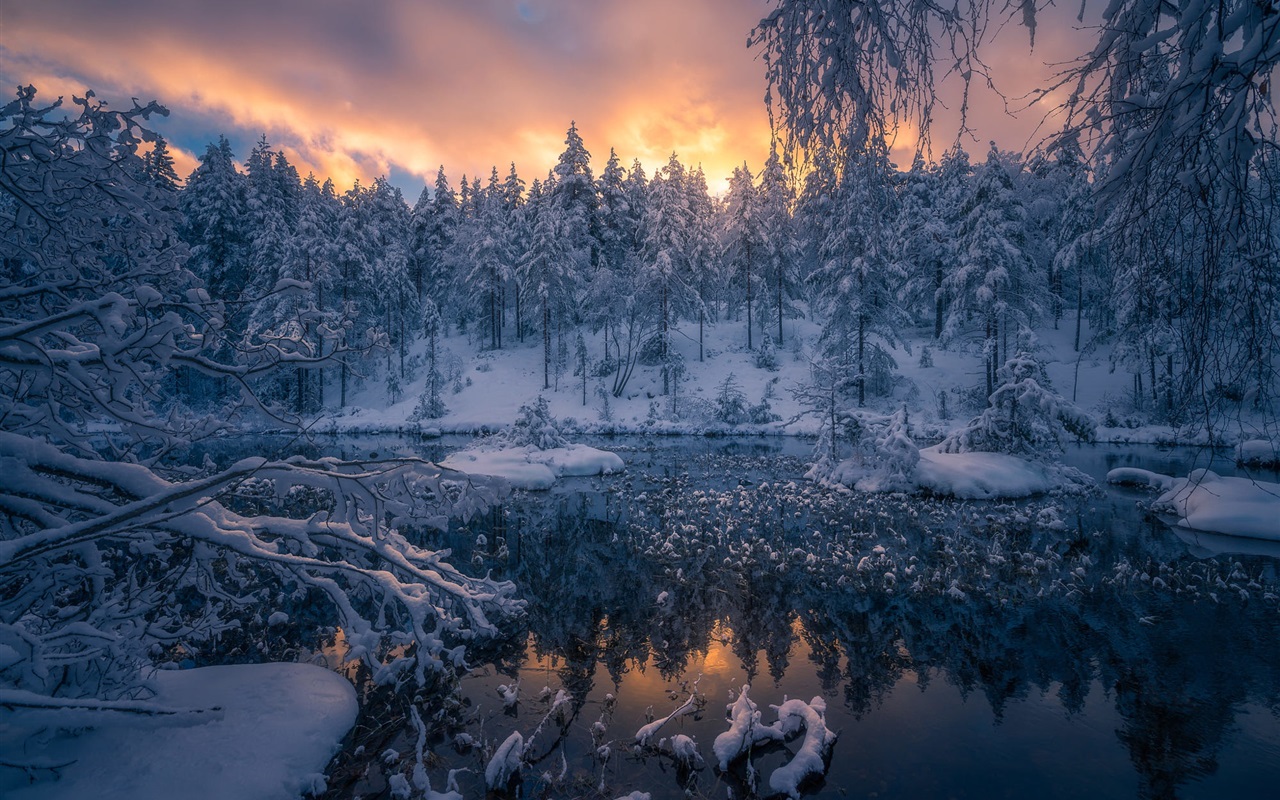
[210,435,1280,799]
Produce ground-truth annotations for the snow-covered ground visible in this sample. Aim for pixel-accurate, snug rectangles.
[0,663,356,800]
[326,314,1272,448]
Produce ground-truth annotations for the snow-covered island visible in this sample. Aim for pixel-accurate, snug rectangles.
[439,397,624,490]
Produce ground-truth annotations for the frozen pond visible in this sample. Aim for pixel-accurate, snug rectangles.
[207,435,1280,799]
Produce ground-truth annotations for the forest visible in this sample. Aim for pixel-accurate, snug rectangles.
[1,0,1278,796]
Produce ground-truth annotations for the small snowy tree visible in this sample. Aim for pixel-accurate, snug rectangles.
[714,373,750,425]
[501,396,568,450]
[940,352,1096,457]
[410,300,447,422]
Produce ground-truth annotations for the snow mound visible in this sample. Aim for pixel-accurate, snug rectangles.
[916,447,1078,499]
[1236,439,1280,466]
[1108,468,1280,540]
[440,443,624,490]
[0,663,356,800]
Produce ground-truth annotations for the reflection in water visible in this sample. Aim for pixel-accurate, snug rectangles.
[305,442,1280,799]
[241,437,1280,798]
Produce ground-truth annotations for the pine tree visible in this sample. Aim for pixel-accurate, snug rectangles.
[519,193,577,389]
[180,136,248,307]
[896,154,949,339]
[465,167,516,350]
[552,120,598,272]
[143,135,181,191]
[410,298,447,421]
[365,176,417,379]
[722,162,763,349]
[757,147,798,345]
[946,143,1040,398]
[811,145,907,406]
[639,152,697,394]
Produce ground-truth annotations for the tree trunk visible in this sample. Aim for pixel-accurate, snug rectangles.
[857,313,866,407]
[777,263,784,345]
[934,258,944,340]
[543,301,551,390]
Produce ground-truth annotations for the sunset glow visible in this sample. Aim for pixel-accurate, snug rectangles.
[1,0,1086,194]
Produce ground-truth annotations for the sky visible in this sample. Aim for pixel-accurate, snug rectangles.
[1,0,1093,197]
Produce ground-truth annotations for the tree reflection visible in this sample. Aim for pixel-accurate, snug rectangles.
[417,451,1280,799]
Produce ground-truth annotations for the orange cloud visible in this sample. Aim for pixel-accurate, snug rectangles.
[1,0,1096,195]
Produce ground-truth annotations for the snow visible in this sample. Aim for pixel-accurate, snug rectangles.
[440,443,624,490]
[711,686,837,796]
[328,308,1268,453]
[0,663,357,800]
[1236,439,1280,466]
[484,730,524,790]
[767,697,838,799]
[1108,468,1280,540]
[916,447,1061,499]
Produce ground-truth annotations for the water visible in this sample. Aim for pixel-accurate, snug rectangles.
[209,435,1280,799]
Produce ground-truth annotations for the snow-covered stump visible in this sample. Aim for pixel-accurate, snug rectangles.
[712,686,838,797]
[712,685,783,771]
[485,731,524,792]
[766,697,838,799]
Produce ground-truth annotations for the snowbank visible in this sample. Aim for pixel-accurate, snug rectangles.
[916,447,1069,499]
[440,443,623,490]
[1,663,357,800]
[1236,439,1280,466]
[1108,467,1280,540]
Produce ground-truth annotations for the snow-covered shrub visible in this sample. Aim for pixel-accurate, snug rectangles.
[755,331,780,371]
[940,352,1096,457]
[500,396,569,450]
[918,345,934,368]
[713,373,749,424]
[860,407,919,491]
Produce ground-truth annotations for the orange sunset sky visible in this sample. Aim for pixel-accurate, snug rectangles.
[1,0,1093,195]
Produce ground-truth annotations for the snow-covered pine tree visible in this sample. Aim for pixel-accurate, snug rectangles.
[552,120,598,273]
[365,176,417,381]
[143,134,181,191]
[639,153,698,394]
[464,167,516,351]
[945,143,1040,398]
[811,144,907,406]
[410,297,447,421]
[519,191,578,390]
[896,153,949,339]
[721,162,763,349]
[684,164,719,361]
[940,351,1096,457]
[180,135,248,311]
[334,180,373,406]
[757,146,799,345]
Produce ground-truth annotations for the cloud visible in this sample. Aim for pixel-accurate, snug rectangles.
[1,0,1096,194]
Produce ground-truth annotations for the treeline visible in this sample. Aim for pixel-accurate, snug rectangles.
[165,121,1279,424]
